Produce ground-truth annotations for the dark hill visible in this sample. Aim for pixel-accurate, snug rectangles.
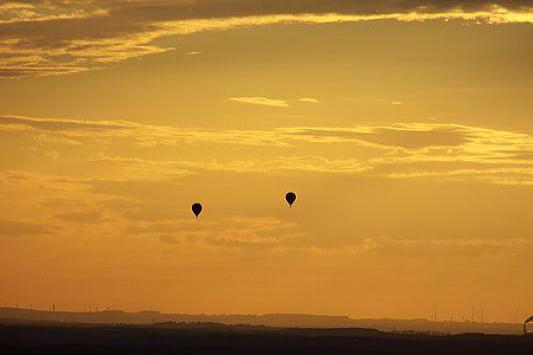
[1,321,532,355]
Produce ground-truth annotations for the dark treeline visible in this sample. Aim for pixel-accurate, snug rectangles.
[1,322,532,355]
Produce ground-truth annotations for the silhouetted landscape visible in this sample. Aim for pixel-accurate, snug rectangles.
[2,319,532,355]
[2,1,533,354]
[0,307,526,334]
[2,308,532,354]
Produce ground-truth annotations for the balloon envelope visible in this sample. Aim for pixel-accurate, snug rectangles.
[285,192,296,207]
[192,203,203,218]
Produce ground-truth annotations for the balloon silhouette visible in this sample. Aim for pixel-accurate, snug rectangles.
[192,202,203,218]
[285,192,296,208]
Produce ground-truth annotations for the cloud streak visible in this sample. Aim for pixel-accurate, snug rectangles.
[0,219,55,236]
[129,216,304,248]
[229,96,289,108]
[1,1,533,77]
[347,236,533,258]
[298,97,320,103]
[2,115,533,184]
[88,154,367,176]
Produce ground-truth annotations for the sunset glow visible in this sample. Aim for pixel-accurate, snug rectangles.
[1,1,532,323]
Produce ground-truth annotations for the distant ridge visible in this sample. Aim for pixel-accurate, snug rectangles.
[0,307,525,335]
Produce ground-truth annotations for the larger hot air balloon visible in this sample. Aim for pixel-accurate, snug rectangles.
[285,192,296,208]
[192,202,203,219]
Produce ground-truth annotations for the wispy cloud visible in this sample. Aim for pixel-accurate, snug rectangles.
[1,1,532,77]
[3,115,533,184]
[0,219,55,236]
[298,97,320,103]
[129,216,303,248]
[88,154,367,176]
[0,115,290,147]
[229,96,289,108]
[347,237,533,258]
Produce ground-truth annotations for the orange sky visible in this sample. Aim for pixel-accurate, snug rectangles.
[1,1,532,322]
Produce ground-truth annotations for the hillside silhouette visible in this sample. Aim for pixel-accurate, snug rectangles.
[0,307,526,335]
[1,320,532,355]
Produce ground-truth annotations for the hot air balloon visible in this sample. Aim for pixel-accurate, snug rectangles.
[192,202,203,218]
[285,192,296,208]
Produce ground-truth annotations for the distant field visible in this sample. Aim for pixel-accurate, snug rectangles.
[1,321,532,355]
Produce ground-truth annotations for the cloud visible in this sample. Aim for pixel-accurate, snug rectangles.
[201,217,303,248]
[298,97,320,103]
[54,209,104,224]
[0,115,133,132]
[229,96,289,108]
[3,115,533,184]
[0,168,305,248]
[0,115,482,150]
[159,235,179,244]
[88,154,367,175]
[0,115,290,147]
[1,115,530,151]
[0,170,89,191]
[0,219,54,236]
[128,216,304,248]
[1,1,532,77]
[348,236,533,258]
[0,1,106,25]
[366,126,469,149]
[284,124,471,148]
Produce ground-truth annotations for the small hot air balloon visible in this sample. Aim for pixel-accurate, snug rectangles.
[285,192,296,208]
[192,202,203,218]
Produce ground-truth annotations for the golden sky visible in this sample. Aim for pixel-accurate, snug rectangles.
[1,1,533,322]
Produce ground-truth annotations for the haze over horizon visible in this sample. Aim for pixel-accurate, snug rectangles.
[1,1,532,323]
